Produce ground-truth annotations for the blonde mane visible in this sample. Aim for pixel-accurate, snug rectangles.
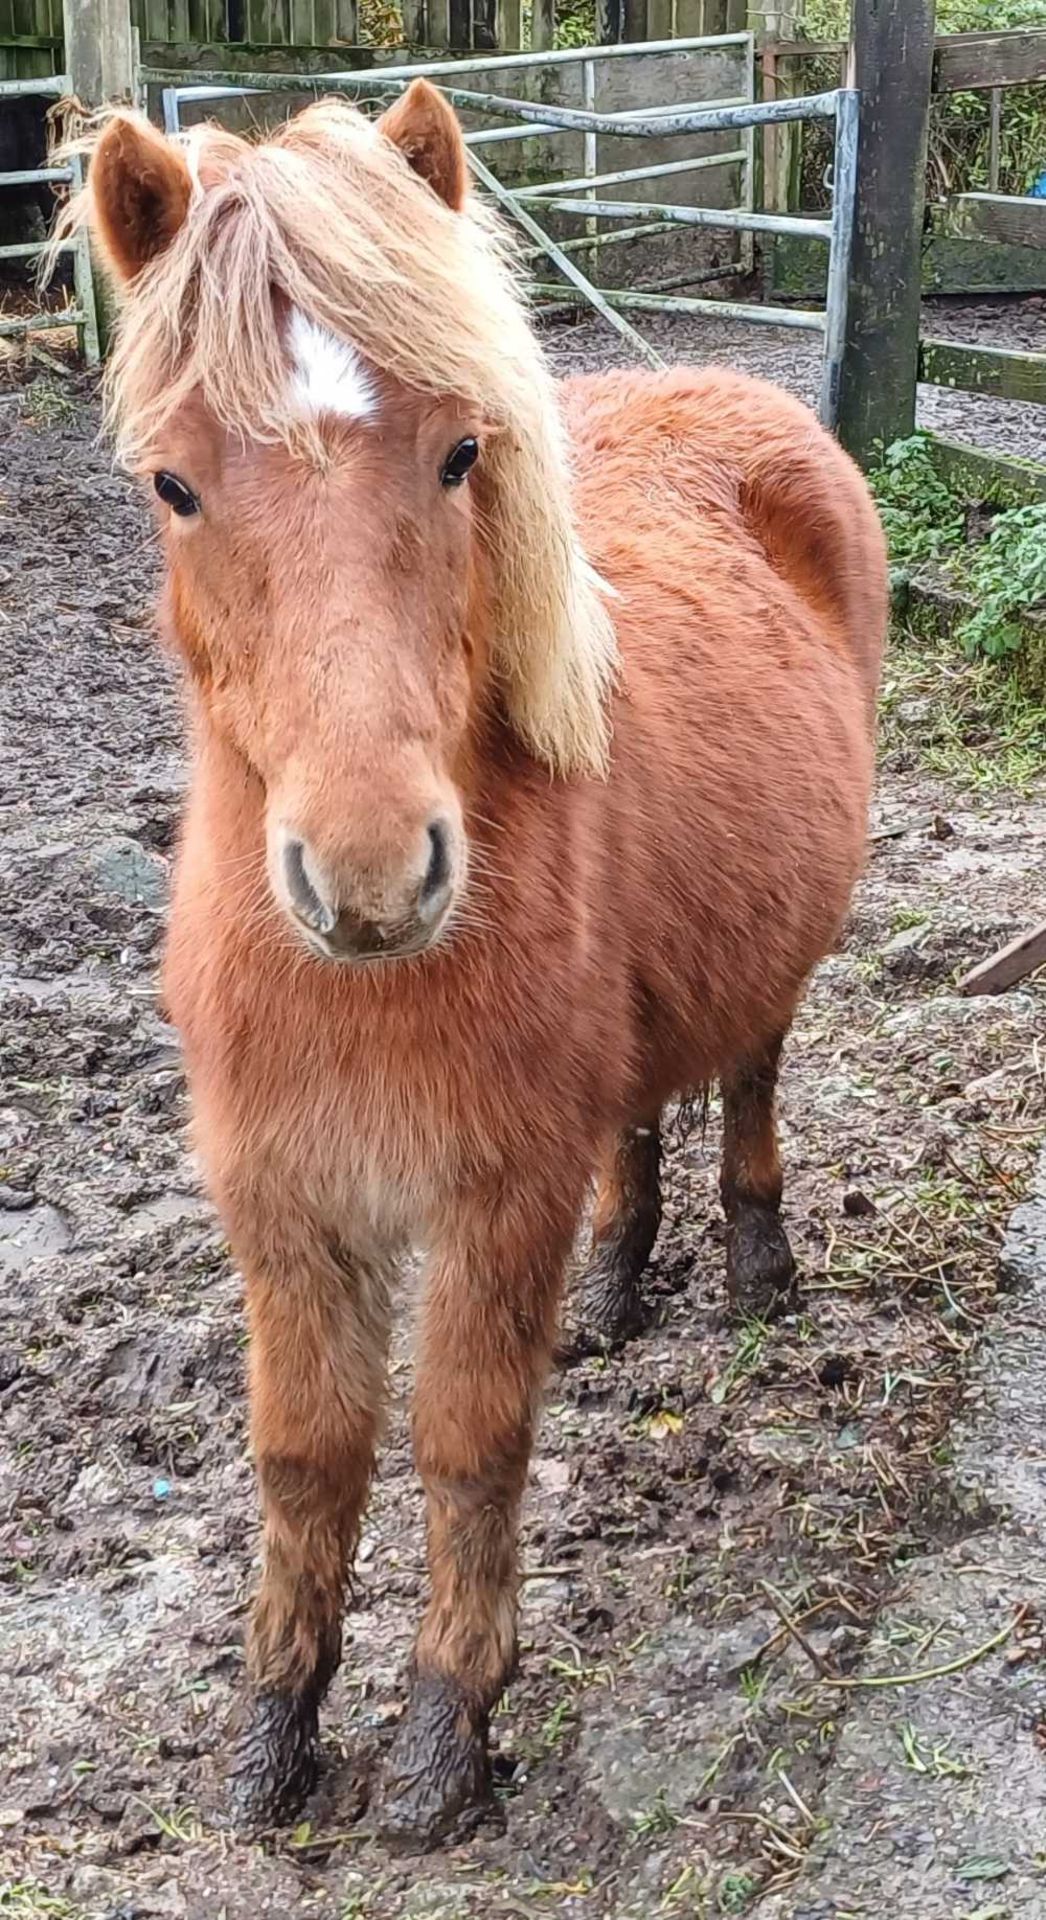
[78,101,618,777]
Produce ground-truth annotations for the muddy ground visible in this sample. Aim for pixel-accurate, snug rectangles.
[1,310,1045,1920]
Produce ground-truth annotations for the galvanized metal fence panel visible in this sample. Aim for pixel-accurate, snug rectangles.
[0,70,100,362]
[150,40,856,428]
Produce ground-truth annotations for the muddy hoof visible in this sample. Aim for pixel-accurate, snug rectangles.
[558,1255,649,1364]
[228,1690,319,1831]
[726,1205,796,1319]
[377,1675,493,1853]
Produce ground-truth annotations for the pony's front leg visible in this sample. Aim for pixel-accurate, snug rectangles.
[377,1179,582,1850]
[227,1213,390,1829]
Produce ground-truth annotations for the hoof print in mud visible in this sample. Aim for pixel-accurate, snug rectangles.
[376,1678,494,1853]
[726,1207,797,1320]
[227,1691,320,1832]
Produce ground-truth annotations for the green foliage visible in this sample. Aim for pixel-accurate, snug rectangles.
[961,504,1046,659]
[870,434,1046,668]
[804,1,1046,200]
[555,0,595,46]
[867,434,965,569]
[807,0,1046,31]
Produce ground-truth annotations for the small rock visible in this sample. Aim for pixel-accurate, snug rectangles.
[884,925,925,955]
[843,1188,875,1218]
[0,1184,35,1211]
[89,837,168,912]
[932,812,955,840]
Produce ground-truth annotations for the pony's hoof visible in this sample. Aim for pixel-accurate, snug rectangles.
[558,1257,649,1364]
[227,1690,319,1832]
[376,1675,493,1853]
[726,1205,796,1319]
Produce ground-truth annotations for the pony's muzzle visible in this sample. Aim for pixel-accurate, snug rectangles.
[276,818,457,963]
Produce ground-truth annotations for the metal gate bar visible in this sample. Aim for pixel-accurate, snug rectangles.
[150,42,857,428]
[0,72,100,366]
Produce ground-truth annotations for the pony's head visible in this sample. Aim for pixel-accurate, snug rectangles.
[82,84,616,963]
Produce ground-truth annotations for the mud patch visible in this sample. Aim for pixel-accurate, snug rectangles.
[1,363,1044,1918]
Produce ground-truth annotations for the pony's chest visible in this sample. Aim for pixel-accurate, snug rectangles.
[170,927,504,1231]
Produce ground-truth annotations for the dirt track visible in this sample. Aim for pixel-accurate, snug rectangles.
[1,317,1045,1919]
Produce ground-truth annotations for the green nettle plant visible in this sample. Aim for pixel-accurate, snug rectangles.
[961,507,1046,660]
[869,436,1046,664]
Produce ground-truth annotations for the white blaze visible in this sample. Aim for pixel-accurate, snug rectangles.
[288,308,377,421]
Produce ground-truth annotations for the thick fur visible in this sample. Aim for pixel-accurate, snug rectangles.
[82,85,887,1843]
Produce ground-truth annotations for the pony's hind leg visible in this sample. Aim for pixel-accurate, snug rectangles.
[227,1212,390,1829]
[376,1176,582,1851]
[576,1121,662,1348]
[720,1032,796,1318]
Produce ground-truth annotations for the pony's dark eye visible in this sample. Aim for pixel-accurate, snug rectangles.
[154,470,200,517]
[440,438,479,488]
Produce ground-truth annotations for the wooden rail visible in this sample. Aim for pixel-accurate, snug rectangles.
[935,28,1046,93]
[919,339,1046,407]
[764,27,1046,94]
[933,193,1046,253]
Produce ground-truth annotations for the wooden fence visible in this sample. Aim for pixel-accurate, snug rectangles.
[766,20,1046,299]
[1,0,749,79]
[832,2,1046,479]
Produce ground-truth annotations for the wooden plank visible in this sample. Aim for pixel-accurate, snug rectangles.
[63,0,134,102]
[988,85,1001,192]
[447,0,469,47]
[185,0,213,47]
[935,192,1046,253]
[492,0,519,46]
[530,0,554,45]
[929,435,1046,508]
[759,5,804,217]
[399,0,425,42]
[596,0,622,39]
[169,0,190,48]
[766,29,1046,93]
[620,0,645,43]
[935,27,1046,93]
[959,922,1046,997]
[424,0,449,47]
[919,337,1046,406]
[762,37,843,58]
[836,0,934,470]
[332,0,356,44]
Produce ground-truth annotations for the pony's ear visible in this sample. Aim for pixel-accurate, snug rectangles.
[378,79,469,212]
[89,113,193,282]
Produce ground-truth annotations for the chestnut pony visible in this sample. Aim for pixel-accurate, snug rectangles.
[74,83,886,1848]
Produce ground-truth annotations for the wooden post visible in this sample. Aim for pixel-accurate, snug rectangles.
[62,0,134,108]
[530,0,556,51]
[988,86,1002,193]
[60,0,135,353]
[757,3,805,217]
[835,0,935,469]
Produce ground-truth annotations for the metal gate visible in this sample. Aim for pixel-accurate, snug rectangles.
[145,36,858,428]
[0,72,100,363]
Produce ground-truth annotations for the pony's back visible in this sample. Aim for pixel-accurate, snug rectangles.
[562,367,886,724]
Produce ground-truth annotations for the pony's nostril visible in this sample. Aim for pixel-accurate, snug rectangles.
[420,818,451,910]
[282,836,336,934]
